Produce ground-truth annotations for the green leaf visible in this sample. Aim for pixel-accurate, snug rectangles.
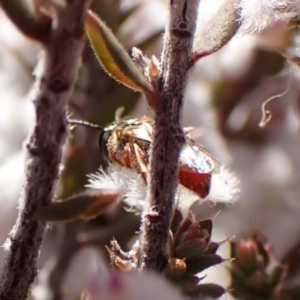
[35,189,120,221]
[85,10,153,93]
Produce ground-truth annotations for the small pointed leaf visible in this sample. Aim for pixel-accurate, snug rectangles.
[174,212,195,247]
[170,208,183,236]
[85,11,153,93]
[35,189,119,221]
[193,0,240,62]
[185,254,223,275]
[180,223,201,242]
[199,219,213,238]
[204,242,219,255]
[175,238,207,260]
[166,258,187,280]
[267,264,286,288]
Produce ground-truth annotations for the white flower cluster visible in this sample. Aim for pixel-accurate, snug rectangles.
[86,163,240,212]
[86,165,146,212]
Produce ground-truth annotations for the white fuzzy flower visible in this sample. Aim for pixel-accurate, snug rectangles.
[86,163,239,212]
[239,0,300,32]
[207,166,240,205]
[86,164,146,212]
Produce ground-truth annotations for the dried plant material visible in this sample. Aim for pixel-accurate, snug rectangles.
[259,69,291,128]
[106,239,140,272]
[147,56,161,81]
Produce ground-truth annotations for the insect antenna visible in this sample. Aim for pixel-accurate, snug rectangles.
[67,119,104,132]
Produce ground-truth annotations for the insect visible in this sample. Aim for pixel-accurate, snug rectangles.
[69,115,218,198]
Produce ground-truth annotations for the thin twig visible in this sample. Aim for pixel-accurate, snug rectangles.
[47,223,82,300]
[0,1,90,299]
[139,0,200,271]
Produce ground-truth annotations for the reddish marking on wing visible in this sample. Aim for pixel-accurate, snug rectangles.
[178,168,211,198]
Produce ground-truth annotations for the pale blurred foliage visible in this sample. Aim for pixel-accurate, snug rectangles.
[84,267,185,300]
[33,247,104,300]
[0,1,300,300]
[0,9,37,269]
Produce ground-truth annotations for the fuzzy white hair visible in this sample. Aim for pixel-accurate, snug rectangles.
[239,0,300,32]
[86,163,240,213]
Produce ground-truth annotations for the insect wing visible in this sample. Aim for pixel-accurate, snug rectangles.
[178,138,218,198]
[122,121,153,143]
[180,138,217,173]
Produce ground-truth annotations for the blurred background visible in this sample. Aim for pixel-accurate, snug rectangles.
[0,0,300,299]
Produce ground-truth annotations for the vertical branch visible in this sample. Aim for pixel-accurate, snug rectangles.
[0,1,90,299]
[139,0,200,271]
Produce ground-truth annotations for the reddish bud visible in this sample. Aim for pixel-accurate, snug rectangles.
[235,240,258,274]
[166,258,187,280]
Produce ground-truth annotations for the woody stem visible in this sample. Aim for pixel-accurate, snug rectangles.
[0,1,90,298]
[139,0,200,271]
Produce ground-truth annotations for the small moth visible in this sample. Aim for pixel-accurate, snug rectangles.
[69,115,219,198]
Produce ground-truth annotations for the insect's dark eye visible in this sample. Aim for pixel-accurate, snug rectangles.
[98,130,110,159]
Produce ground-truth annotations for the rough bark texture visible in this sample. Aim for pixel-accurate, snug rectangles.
[139,0,200,271]
[0,1,90,299]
